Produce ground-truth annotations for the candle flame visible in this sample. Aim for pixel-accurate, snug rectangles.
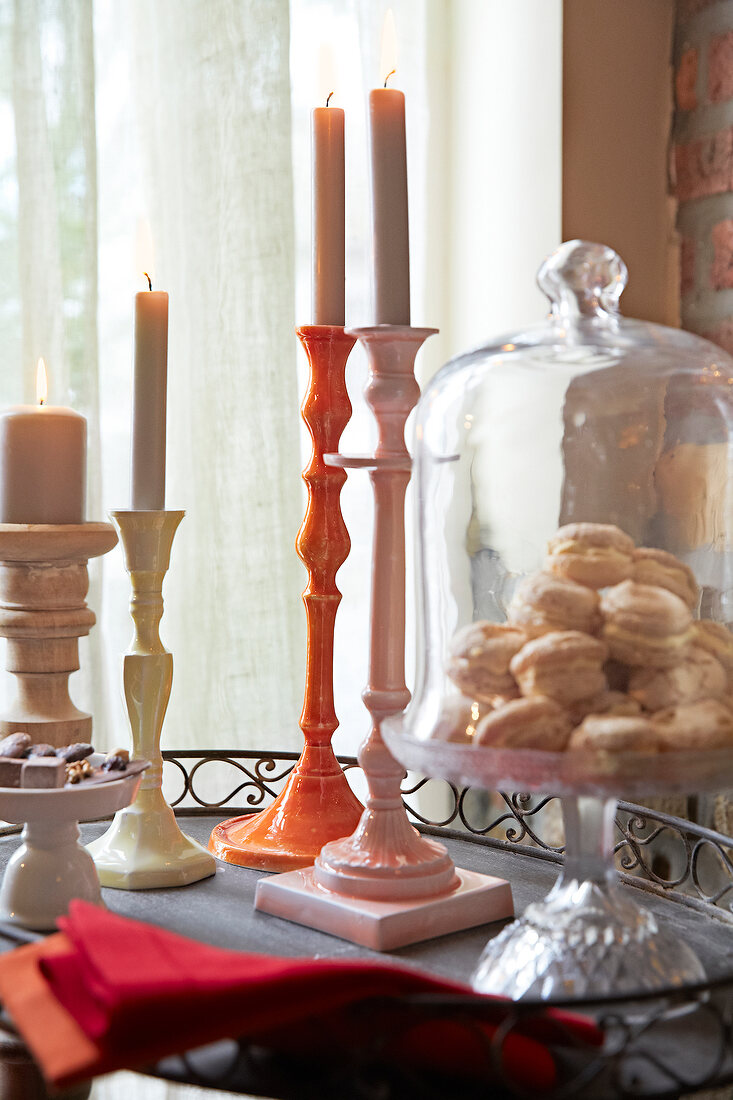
[36,358,48,406]
[136,217,155,289]
[317,41,337,107]
[380,9,397,86]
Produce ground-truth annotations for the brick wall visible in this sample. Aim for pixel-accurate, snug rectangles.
[674,0,733,352]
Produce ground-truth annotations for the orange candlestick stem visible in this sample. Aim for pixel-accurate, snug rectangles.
[209,326,363,871]
[298,330,351,744]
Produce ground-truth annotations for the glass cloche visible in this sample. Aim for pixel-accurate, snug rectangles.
[384,240,733,1000]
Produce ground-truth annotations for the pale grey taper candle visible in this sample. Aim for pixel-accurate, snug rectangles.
[369,86,410,326]
[131,289,168,510]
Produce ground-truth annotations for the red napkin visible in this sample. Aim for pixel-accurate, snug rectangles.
[0,901,602,1091]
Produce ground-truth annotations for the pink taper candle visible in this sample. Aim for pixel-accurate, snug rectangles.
[369,11,410,325]
[312,82,345,325]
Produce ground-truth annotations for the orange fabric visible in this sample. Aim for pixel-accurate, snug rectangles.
[0,936,103,1086]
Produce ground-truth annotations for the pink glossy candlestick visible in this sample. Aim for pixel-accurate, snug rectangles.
[312,325,456,900]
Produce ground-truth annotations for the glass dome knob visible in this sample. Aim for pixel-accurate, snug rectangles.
[537,240,629,319]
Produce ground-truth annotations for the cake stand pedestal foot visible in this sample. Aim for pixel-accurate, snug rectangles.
[0,820,101,932]
[471,796,706,999]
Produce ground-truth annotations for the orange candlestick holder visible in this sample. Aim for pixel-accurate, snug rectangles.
[209,325,363,871]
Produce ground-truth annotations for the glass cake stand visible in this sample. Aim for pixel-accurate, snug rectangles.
[382,239,733,1001]
[383,727,733,1000]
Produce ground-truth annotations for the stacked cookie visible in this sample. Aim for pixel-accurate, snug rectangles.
[441,523,733,754]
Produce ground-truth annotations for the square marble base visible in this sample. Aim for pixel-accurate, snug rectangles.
[255,866,513,950]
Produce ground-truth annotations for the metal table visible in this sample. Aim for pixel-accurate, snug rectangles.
[1,750,733,1098]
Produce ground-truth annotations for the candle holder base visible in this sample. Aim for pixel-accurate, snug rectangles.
[209,744,363,872]
[0,523,118,747]
[255,865,512,951]
[88,788,215,890]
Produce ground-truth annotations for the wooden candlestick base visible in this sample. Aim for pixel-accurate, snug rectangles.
[209,326,363,871]
[0,523,118,746]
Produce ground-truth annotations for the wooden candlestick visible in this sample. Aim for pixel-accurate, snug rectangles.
[0,523,118,746]
[256,327,513,948]
[208,326,363,871]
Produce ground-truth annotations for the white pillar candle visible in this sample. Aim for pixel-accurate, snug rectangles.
[131,282,168,511]
[313,45,345,326]
[0,359,86,524]
[369,11,410,326]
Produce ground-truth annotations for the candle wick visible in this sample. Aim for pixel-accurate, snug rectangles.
[143,272,152,292]
[384,69,395,88]
[326,90,334,107]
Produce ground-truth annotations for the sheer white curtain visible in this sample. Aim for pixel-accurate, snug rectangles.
[95,0,306,754]
[2,0,306,758]
[1,0,112,736]
[0,0,561,767]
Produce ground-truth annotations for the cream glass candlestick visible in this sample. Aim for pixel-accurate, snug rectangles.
[256,327,513,949]
[88,510,215,889]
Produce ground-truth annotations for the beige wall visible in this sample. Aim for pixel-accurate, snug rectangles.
[563,0,679,325]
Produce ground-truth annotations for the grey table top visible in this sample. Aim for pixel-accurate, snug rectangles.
[1,816,732,1098]
[0,815,729,981]
[89,818,733,983]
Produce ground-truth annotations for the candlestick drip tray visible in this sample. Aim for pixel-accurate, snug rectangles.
[255,863,512,952]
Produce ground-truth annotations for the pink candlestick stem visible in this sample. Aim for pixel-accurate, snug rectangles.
[312,325,459,901]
